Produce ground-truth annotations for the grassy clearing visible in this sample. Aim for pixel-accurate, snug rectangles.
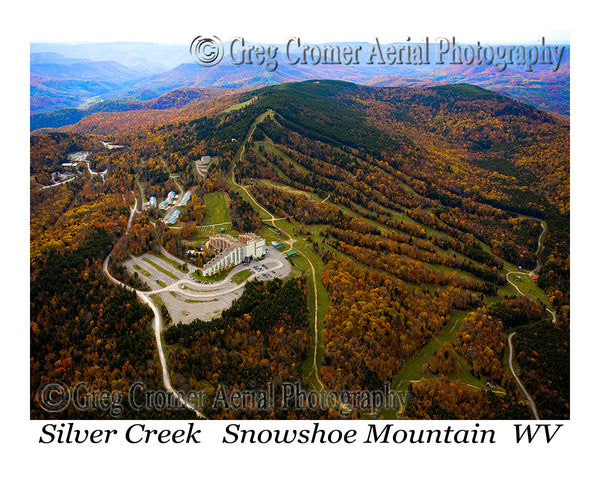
[191,226,237,243]
[241,185,275,221]
[232,269,252,285]
[505,272,551,307]
[201,191,231,226]
[223,96,256,113]
[192,267,231,283]
[255,178,319,201]
[258,225,284,245]
[391,309,506,398]
[250,146,293,184]
[260,140,312,175]
[143,257,179,280]
[393,310,468,389]
[293,247,329,387]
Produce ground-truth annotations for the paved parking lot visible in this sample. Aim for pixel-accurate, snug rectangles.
[123,248,291,324]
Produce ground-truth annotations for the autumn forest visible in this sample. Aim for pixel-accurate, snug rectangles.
[30,79,569,420]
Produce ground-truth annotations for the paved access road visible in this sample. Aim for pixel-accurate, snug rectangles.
[102,194,205,418]
[505,220,555,420]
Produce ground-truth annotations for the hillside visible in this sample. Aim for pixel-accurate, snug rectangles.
[30,87,240,131]
[30,42,570,126]
[30,80,569,420]
[367,64,571,116]
[30,52,149,113]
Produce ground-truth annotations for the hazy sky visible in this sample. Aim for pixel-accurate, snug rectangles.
[28,0,570,45]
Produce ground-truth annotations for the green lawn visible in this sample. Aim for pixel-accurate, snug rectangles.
[192,267,232,283]
[201,191,231,226]
[223,97,256,113]
[505,272,551,308]
[232,269,252,285]
[258,225,285,245]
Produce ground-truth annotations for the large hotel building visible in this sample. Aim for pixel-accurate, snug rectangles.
[201,233,266,276]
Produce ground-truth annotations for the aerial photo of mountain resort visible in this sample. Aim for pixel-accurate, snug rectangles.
[30,31,571,425]
[18,0,600,476]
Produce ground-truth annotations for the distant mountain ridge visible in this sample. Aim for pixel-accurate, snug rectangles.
[30,41,570,128]
[30,42,190,71]
[31,52,149,113]
[30,87,235,131]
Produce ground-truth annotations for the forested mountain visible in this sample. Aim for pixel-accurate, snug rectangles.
[30,80,569,419]
[30,87,239,130]
[30,41,570,126]
[30,52,149,113]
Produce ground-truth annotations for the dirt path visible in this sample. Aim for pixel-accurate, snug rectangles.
[505,220,554,420]
[505,271,529,296]
[532,220,547,275]
[231,113,323,389]
[505,221,556,324]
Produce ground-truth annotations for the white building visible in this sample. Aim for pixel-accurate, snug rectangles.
[180,191,192,206]
[201,233,265,276]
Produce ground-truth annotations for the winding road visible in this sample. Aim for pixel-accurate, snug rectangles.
[38,176,76,189]
[508,332,540,420]
[149,259,285,298]
[505,219,554,420]
[505,221,556,324]
[104,191,289,418]
[102,193,205,418]
[85,161,107,183]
